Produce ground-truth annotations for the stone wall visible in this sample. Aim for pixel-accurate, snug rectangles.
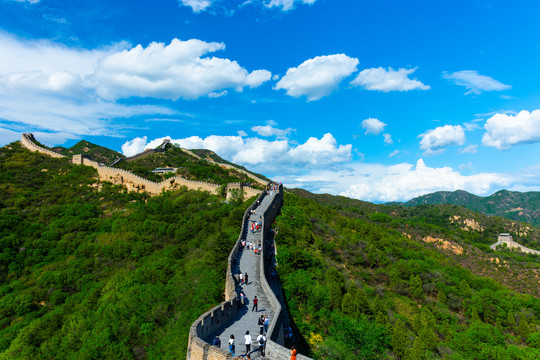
[21,133,65,159]
[490,234,540,255]
[21,134,260,200]
[187,189,269,360]
[258,186,313,360]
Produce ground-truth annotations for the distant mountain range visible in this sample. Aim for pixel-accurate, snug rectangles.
[390,189,540,227]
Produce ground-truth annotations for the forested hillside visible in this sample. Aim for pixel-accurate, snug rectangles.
[276,192,540,359]
[115,143,261,186]
[0,142,251,359]
[396,189,540,227]
[52,140,125,166]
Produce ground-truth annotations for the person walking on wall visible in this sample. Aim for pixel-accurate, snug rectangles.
[291,345,297,360]
[264,315,269,334]
[244,331,252,355]
[228,334,235,356]
[212,336,221,348]
[258,315,264,334]
[252,296,258,312]
[239,272,244,285]
[257,333,266,357]
[244,272,248,285]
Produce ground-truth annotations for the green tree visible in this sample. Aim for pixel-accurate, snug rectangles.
[459,279,472,298]
[409,275,423,300]
[341,285,357,316]
[391,319,410,359]
[518,314,531,340]
[406,336,426,360]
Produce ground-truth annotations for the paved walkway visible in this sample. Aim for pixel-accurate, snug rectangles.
[207,192,277,359]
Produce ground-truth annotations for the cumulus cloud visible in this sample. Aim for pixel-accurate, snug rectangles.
[179,0,214,12]
[265,0,317,11]
[251,124,295,138]
[419,125,465,154]
[289,159,513,202]
[95,38,272,100]
[482,110,540,149]
[361,118,386,135]
[0,32,270,144]
[274,54,359,101]
[351,67,430,92]
[443,70,511,95]
[383,133,393,144]
[460,145,477,154]
[121,133,352,172]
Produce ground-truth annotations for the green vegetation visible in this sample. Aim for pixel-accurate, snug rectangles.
[191,149,271,183]
[53,140,125,165]
[275,192,540,359]
[115,144,260,186]
[0,142,250,359]
[398,189,540,227]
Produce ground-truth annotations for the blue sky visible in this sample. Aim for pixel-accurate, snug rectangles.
[1,0,540,202]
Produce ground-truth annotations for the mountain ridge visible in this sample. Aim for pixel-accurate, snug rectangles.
[390,189,540,227]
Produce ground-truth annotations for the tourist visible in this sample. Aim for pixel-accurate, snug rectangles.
[244,272,248,285]
[258,315,264,334]
[252,296,258,312]
[290,345,297,360]
[228,334,235,356]
[239,290,245,305]
[257,333,266,356]
[244,331,252,354]
[239,272,244,285]
[264,315,269,334]
[212,336,221,348]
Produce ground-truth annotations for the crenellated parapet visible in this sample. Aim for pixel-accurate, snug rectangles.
[21,133,66,159]
[20,134,261,200]
[186,188,269,360]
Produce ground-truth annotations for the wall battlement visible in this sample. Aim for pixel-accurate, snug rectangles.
[186,185,313,360]
[20,133,261,199]
[21,133,66,159]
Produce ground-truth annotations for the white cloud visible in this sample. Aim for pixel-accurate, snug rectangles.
[291,159,513,202]
[121,133,351,172]
[389,150,399,158]
[237,130,248,137]
[482,110,540,149]
[443,70,511,95]
[383,133,393,144]
[351,67,430,92]
[460,145,477,154]
[95,38,272,100]
[274,54,359,101]
[361,118,386,135]
[265,0,317,11]
[179,0,213,12]
[0,32,270,144]
[251,124,294,138]
[419,125,465,154]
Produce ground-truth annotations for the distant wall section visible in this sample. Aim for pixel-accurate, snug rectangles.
[23,134,261,199]
[21,133,65,159]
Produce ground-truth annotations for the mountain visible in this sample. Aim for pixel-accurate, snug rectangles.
[282,189,540,359]
[395,189,540,227]
[3,140,540,359]
[0,141,249,358]
[114,143,263,186]
[52,140,125,165]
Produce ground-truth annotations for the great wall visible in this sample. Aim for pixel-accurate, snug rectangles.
[21,133,260,201]
[490,233,540,255]
[186,184,313,360]
[20,132,312,359]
